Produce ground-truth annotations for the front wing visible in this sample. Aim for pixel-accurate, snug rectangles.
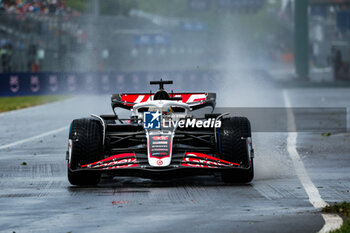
[73,152,250,172]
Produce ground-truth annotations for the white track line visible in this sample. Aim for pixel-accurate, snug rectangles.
[283,90,343,233]
[0,126,68,150]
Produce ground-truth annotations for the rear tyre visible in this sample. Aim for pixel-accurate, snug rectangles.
[219,117,254,183]
[67,118,103,186]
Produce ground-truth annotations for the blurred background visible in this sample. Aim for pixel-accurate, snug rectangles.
[0,0,350,96]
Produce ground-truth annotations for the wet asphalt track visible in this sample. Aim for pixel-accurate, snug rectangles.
[0,79,350,233]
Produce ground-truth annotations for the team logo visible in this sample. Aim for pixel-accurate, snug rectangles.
[85,75,94,91]
[9,76,20,93]
[152,136,168,140]
[67,75,76,92]
[143,111,161,129]
[30,76,40,92]
[101,75,110,91]
[49,75,58,92]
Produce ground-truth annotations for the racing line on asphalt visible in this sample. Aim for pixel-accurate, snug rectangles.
[283,90,343,233]
[0,126,68,150]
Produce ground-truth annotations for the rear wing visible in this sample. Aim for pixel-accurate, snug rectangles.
[111,93,216,111]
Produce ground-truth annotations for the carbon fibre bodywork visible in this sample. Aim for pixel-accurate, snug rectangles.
[67,81,253,181]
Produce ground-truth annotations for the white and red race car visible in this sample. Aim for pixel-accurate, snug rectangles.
[66,80,254,185]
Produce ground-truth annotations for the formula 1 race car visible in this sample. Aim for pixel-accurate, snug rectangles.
[66,80,254,185]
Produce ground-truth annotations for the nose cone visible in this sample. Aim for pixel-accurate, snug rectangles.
[147,132,173,167]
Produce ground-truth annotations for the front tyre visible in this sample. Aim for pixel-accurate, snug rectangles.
[221,159,254,183]
[219,117,254,183]
[67,118,103,186]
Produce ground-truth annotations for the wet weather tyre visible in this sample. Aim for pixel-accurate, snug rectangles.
[219,117,254,183]
[221,159,254,184]
[67,118,103,186]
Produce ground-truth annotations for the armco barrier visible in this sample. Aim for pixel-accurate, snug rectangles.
[0,71,222,96]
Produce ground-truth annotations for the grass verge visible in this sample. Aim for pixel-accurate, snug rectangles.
[0,95,70,113]
[322,202,350,233]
